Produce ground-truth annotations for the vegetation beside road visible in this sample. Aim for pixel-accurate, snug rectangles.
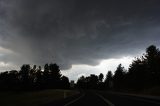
[0,89,79,106]
[1,45,160,105]
[77,45,160,95]
[139,86,160,96]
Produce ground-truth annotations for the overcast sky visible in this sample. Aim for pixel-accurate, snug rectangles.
[0,0,160,80]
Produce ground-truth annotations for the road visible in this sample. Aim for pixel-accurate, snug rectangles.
[64,91,107,106]
[99,91,160,106]
[45,90,160,106]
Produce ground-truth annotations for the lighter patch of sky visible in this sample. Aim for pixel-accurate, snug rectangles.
[0,62,18,71]
[0,46,14,55]
[0,45,143,81]
[62,56,135,81]
[0,46,18,71]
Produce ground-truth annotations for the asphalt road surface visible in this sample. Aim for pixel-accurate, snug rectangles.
[99,91,160,106]
[46,91,160,106]
[64,91,107,106]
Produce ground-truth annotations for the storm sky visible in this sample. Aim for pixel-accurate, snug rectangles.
[0,0,160,80]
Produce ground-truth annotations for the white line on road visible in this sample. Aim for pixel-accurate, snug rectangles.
[64,93,85,106]
[96,93,115,106]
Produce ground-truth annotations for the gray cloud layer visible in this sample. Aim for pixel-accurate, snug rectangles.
[0,0,160,70]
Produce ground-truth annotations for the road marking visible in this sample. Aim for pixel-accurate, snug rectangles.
[96,93,115,106]
[64,93,85,106]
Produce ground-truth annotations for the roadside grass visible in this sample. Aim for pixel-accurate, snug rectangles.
[0,89,79,106]
[97,86,160,97]
[141,86,160,96]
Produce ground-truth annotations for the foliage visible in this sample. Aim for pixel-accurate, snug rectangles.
[1,45,160,92]
[76,45,160,91]
[0,63,69,90]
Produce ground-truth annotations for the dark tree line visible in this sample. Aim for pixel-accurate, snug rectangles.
[76,73,104,89]
[0,63,70,90]
[1,45,160,92]
[77,45,160,91]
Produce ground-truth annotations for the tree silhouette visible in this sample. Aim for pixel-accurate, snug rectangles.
[0,71,9,90]
[88,74,99,89]
[77,76,86,89]
[19,64,31,89]
[77,74,99,89]
[61,76,70,89]
[105,71,113,90]
[126,45,160,90]
[98,73,104,89]
[8,70,19,90]
[49,63,61,81]
[113,64,126,90]
[49,63,62,88]
[1,45,160,92]
[0,63,71,91]
[145,45,160,86]
[35,66,43,89]
[127,57,147,90]
[98,73,104,82]
[43,64,50,88]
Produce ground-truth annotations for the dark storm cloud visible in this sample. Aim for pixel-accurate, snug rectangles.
[0,0,160,69]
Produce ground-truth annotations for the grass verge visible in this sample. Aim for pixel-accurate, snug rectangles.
[0,89,79,106]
